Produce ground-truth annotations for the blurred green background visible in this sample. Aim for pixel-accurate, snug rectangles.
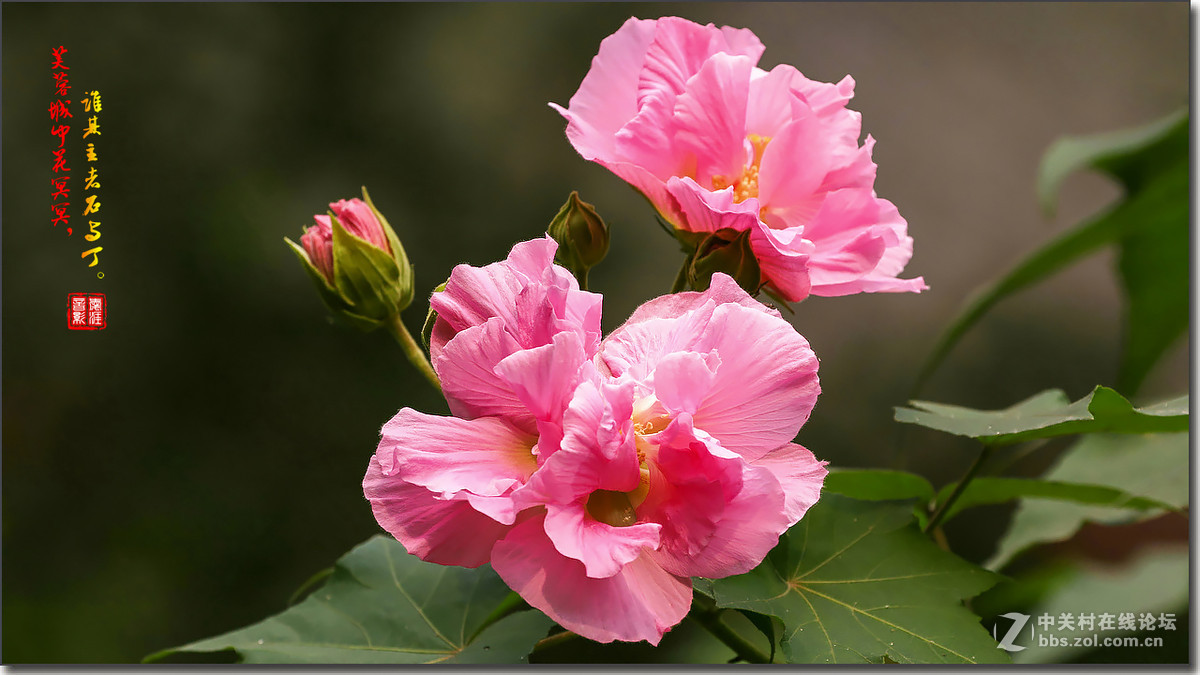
[2,2,1188,663]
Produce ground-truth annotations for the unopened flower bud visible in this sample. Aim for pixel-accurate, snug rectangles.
[300,218,335,283]
[285,187,415,331]
[687,228,762,294]
[547,191,610,287]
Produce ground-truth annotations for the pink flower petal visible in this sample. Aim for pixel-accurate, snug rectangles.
[757,111,834,210]
[492,514,692,645]
[672,52,754,183]
[363,456,509,568]
[637,16,762,105]
[640,415,790,579]
[435,317,533,431]
[518,378,640,505]
[612,88,682,179]
[751,443,828,526]
[747,64,808,138]
[493,330,593,460]
[651,350,721,416]
[749,221,814,302]
[544,504,662,579]
[683,302,820,460]
[666,176,760,234]
[552,17,659,162]
[376,409,537,523]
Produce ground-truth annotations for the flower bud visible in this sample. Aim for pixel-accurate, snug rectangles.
[687,228,762,294]
[285,187,415,331]
[300,218,335,283]
[547,191,609,287]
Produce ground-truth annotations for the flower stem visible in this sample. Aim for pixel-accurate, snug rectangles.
[670,257,690,294]
[690,596,771,663]
[385,312,441,393]
[924,444,994,533]
[531,629,580,654]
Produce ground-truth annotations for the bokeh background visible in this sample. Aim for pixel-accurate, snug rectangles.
[2,2,1188,663]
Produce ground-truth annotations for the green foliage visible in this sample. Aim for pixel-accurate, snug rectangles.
[146,536,552,664]
[1037,110,1186,215]
[933,477,1176,524]
[895,386,1186,446]
[703,495,1007,664]
[915,111,1188,394]
[823,469,935,503]
[988,431,1187,568]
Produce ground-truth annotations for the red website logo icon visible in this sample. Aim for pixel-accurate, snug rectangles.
[67,292,106,330]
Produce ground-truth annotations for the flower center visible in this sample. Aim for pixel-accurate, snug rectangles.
[710,134,772,203]
[586,490,638,527]
[583,401,669,527]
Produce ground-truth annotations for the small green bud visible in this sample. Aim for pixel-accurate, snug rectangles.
[687,228,762,294]
[548,191,610,287]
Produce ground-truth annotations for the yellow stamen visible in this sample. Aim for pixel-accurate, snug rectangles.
[712,134,772,203]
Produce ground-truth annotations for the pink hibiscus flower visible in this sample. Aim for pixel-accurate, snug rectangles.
[364,237,827,645]
[552,16,926,302]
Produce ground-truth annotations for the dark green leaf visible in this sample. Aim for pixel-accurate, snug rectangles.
[706,495,1007,664]
[146,536,553,664]
[933,477,1177,524]
[988,430,1187,568]
[734,609,781,663]
[823,469,935,504]
[1114,159,1188,393]
[895,386,1187,446]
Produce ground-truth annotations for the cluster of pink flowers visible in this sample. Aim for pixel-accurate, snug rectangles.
[357,15,927,646]
[365,237,826,644]
[552,16,925,302]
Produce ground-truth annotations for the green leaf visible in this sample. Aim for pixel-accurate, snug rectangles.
[1014,547,1188,664]
[823,469,935,504]
[988,431,1187,569]
[932,477,1177,524]
[914,112,1188,394]
[1114,159,1188,393]
[895,386,1187,446]
[705,495,1007,664]
[733,609,781,664]
[146,536,553,664]
[1037,109,1186,215]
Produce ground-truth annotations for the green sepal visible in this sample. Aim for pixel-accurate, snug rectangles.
[285,236,351,313]
[361,186,415,312]
[330,211,404,321]
[672,227,709,253]
[687,228,762,294]
[421,281,448,349]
